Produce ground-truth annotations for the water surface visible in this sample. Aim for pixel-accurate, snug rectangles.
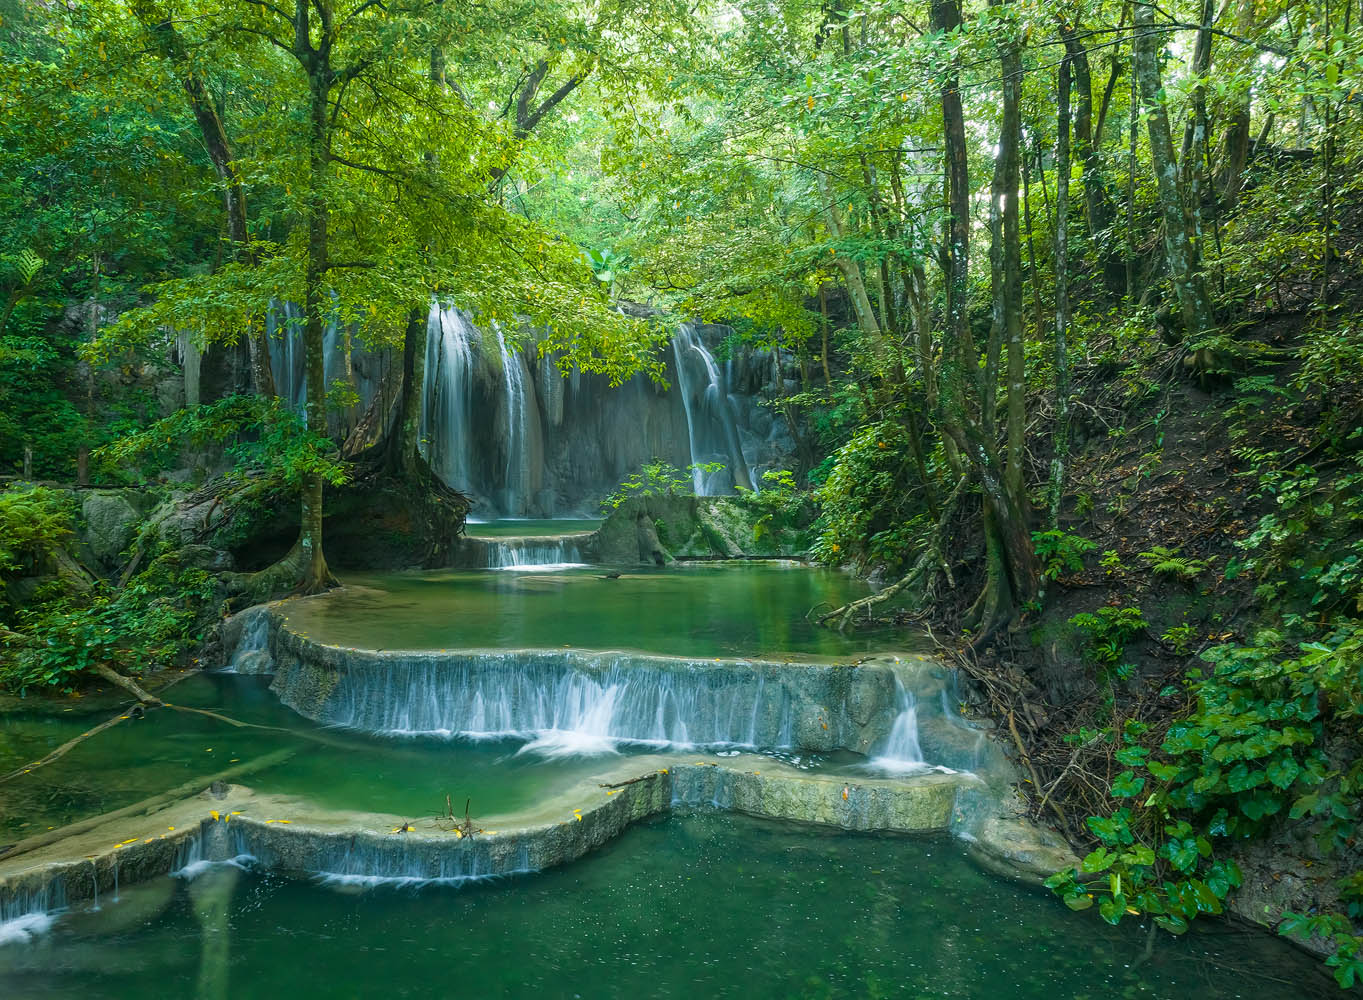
[0,812,1330,999]
[0,676,656,842]
[464,518,601,537]
[283,561,899,658]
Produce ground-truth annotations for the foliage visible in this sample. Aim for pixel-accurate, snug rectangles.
[1138,545,1213,582]
[737,469,811,543]
[809,421,924,573]
[95,395,348,493]
[600,460,724,512]
[1067,606,1148,672]
[4,560,222,693]
[1032,530,1096,581]
[1049,625,1363,984]
[0,483,75,576]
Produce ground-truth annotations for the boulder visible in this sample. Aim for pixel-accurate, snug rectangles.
[80,491,149,567]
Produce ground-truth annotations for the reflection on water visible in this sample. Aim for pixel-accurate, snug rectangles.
[0,813,1333,999]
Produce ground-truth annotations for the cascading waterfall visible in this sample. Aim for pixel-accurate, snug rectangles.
[236,825,534,888]
[419,305,476,490]
[313,654,796,756]
[264,301,384,421]
[671,323,754,493]
[495,325,532,514]
[262,300,791,516]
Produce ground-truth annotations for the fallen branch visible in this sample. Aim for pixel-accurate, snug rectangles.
[92,664,163,706]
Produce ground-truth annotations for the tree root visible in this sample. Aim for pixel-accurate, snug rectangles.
[819,476,969,632]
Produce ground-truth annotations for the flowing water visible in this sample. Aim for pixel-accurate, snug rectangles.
[0,812,1331,999]
[278,561,897,658]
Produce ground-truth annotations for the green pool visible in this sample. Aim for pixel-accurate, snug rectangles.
[281,561,901,659]
[0,675,658,843]
[464,518,601,537]
[0,812,1330,998]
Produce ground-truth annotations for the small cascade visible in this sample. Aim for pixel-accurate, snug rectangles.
[482,537,584,570]
[419,305,476,491]
[867,675,930,775]
[671,324,754,493]
[310,654,796,754]
[0,885,65,947]
[238,826,534,888]
[226,607,274,674]
[173,830,255,882]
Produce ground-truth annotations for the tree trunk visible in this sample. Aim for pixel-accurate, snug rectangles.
[134,0,275,397]
[998,13,1026,503]
[1133,0,1216,337]
[934,0,1038,625]
[295,38,336,593]
[819,175,882,340]
[388,304,430,478]
[1218,0,1255,208]
[1050,54,1073,528]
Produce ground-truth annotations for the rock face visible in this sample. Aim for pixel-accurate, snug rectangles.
[416,310,800,518]
[80,490,151,568]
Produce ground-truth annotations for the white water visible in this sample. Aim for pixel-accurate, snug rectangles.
[494,324,532,514]
[0,887,64,947]
[314,655,796,753]
[865,675,937,775]
[483,538,584,569]
[419,305,476,491]
[225,608,273,675]
[671,323,753,493]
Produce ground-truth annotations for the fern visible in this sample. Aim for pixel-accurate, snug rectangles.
[1139,545,1212,581]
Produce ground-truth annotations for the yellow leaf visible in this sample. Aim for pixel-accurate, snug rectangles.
[806,96,814,110]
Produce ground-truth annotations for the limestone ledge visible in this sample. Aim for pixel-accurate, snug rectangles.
[264,614,940,756]
[0,755,1039,917]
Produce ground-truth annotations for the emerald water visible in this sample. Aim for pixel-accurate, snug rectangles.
[280,561,897,658]
[464,518,601,537]
[0,675,658,843]
[0,812,1328,998]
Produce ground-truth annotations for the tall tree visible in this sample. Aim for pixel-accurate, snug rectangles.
[1132,0,1216,337]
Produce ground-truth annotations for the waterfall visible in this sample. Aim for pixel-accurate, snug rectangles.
[313,654,796,755]
[264,300,383,422]
[178,332,202,407]
[482,538,584,570]
[0,886,64,946]
[671,324,754,493]
[419,305,476,490]
[868,674,928,774]
[495,325,531,514]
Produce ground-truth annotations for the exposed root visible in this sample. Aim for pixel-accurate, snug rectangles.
[819,476,969,632]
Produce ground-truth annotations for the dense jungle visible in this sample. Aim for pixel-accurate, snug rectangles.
[1,0,1361,995]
